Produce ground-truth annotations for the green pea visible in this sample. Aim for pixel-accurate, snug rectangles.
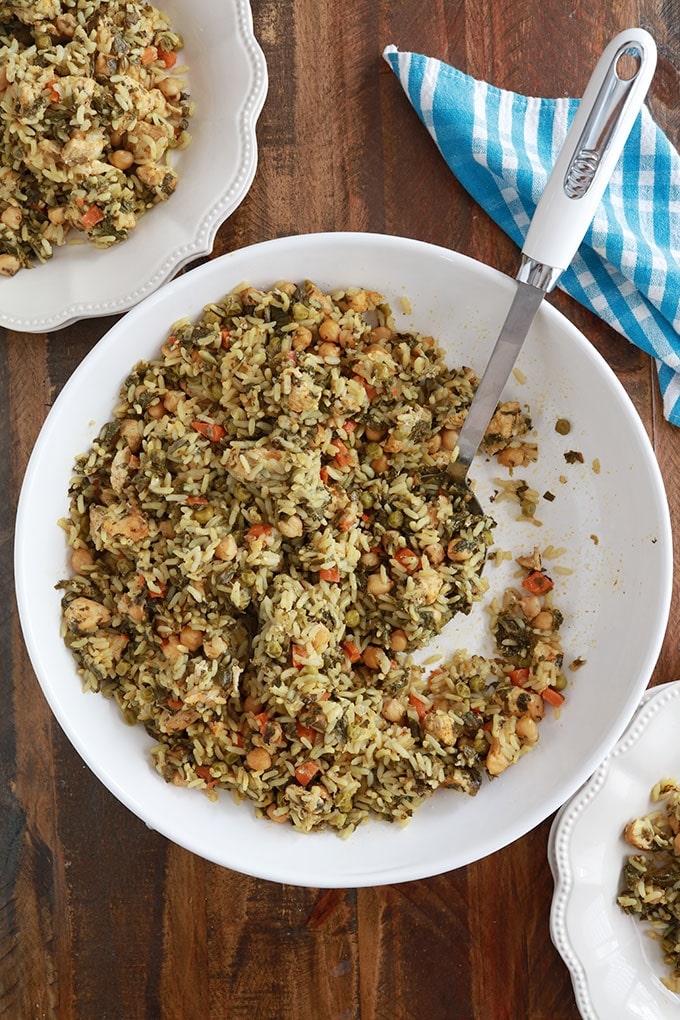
[365,442,383,460]
[193,506,213,524]
[555,418,571,435]
[387,510,404,528]
[345,609,361,628]
[241,570,257,587]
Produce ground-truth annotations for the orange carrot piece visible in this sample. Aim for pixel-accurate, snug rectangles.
[191,421,226,442]
[295,761,321,787]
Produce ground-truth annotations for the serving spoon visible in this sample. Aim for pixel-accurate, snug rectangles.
[448,27,656,516]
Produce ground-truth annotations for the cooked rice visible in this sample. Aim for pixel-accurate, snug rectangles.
[617,779,680,993]
[57,280,566,834]
[0,0,193,276]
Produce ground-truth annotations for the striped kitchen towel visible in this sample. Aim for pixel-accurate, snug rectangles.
[383,45,680,425]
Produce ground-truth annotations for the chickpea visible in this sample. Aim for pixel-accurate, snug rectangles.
[161,634,184,662]
[109,128,125,147]
[159,520,176,539]
[362,645,383,670]
[317,341,341,360]
[440,428,459,451]
[389,629,408,652]
[519,594,541,621]
[278,514,303,538]
[291,325,312,350]
[382,697,406,723]
[157,76,182,100]
[367,571,394,597]
[0,254,20,276]
[423,543,446,566]
[203,635,228,659]
[163,389,183,413]
[109,149,135,171]
[215,534,238,561]
[179,625,204,651]
[1,206,22,230]
[371,455,389,474]
[427,433,442,454]
[146,400,165,420]
[71,547,95,573]
[447,540,473,562]
[318,318,340,342]
[360,550,381,569]
[516,716,539,744]
[371,325,393,342]
[242,694,263,714]
[365,425,387,442]
[47,205,67,225]
[532,610,554,631]
[497,446,525,468]
[246,747,272,772]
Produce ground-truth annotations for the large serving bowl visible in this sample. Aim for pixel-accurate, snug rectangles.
[0,0,267,333]
[14,232,672,887]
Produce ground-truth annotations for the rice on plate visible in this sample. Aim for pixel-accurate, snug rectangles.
[57,279,567,835]
[0,0,193,276]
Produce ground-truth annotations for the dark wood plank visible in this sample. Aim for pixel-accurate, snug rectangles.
[2,1,679,1017]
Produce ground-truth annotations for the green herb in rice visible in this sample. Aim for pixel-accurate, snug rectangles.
[0,0,193,275]
[57,280,566,834]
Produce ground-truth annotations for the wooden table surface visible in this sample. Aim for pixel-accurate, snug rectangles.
[2,2,679,1018]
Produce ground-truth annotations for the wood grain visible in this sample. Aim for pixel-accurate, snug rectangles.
[2,1,679,1017]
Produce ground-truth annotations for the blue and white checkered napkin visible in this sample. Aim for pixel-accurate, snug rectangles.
[383,45,680,425]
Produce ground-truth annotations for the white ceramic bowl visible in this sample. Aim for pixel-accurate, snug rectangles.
[14,232,673,887]
[0,0,268,333]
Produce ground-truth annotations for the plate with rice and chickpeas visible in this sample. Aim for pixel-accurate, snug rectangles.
[0,0,267,331]
[14,232,672,887]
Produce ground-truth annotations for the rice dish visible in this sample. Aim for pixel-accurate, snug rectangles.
[617,778,680,993]
[0,0,193,276]
[57,280,566,834]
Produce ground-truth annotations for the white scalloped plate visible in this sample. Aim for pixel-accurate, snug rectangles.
[550,682,680,1019]
[0,0,267,333]
[15,233,673,887]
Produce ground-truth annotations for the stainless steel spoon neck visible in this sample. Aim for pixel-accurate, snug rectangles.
[515,255,562,293]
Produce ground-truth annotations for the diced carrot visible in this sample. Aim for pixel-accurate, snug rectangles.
[141,45,158,65]
[319,567,340,583]
[509,667,530,686]
[157,47,177,68]
[44,80,60,102]
[191,420,226,442]
[291,644,306,668]
[253,711,270,736]
[542,688,565,708]
[220,328,231,348]
[331,438,352,468]
[521,570,554,596]
[80,204,104,230]
[352,374,377,400]
[295,722,318,743]
[246,522,272,539]
[295,761,321,787]
[167,697,182,709]
[343,419,357,433]
[194,764,218,787]
[409,693,429,720]
[394,547,420,573]
[342,640,362,664]
[319,466,329,484]
[186,495,208,505]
